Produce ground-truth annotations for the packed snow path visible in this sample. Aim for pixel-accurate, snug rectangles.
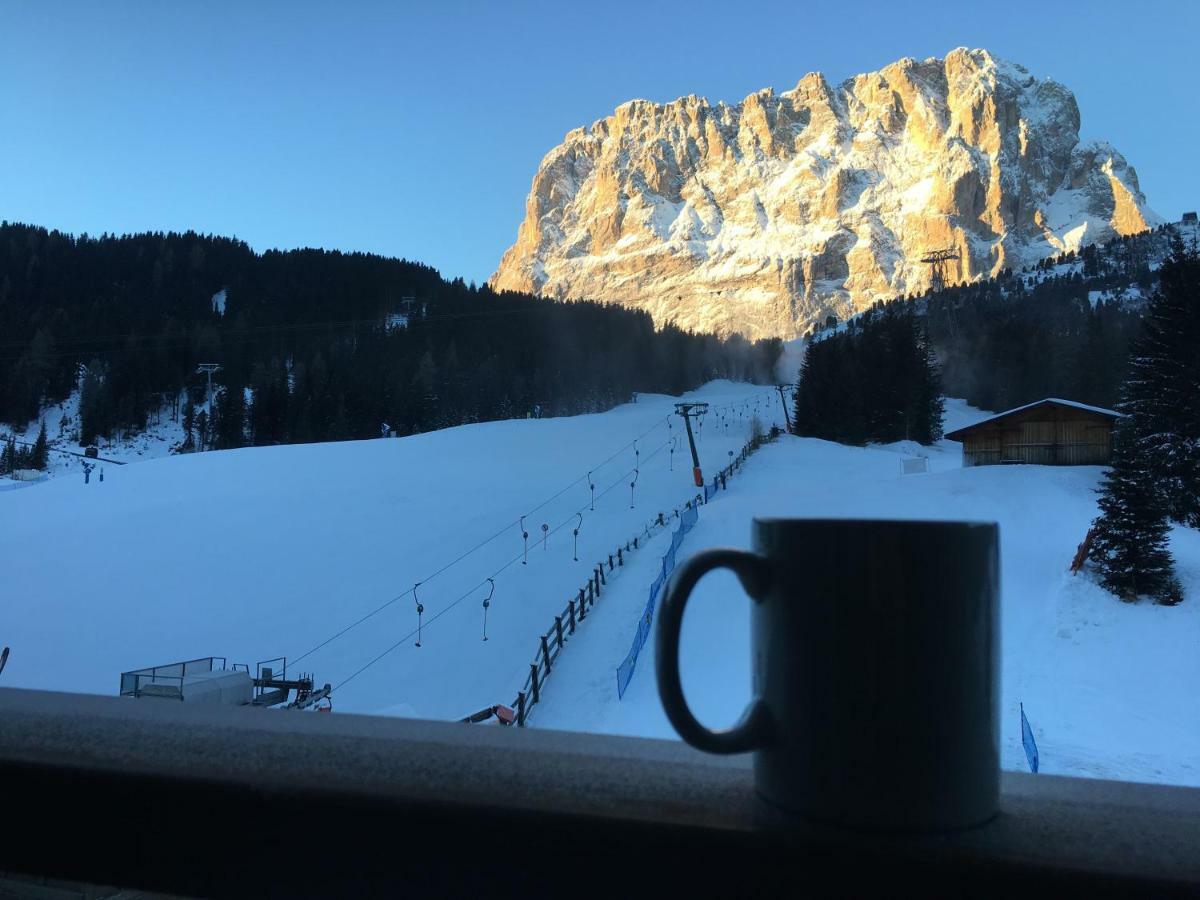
[0,381,784,721]
[536,400,1200,789]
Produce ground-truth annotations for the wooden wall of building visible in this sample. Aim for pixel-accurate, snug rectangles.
[961,406,1114,467]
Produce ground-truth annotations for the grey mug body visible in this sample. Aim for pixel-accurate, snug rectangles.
[655,518,1000,832]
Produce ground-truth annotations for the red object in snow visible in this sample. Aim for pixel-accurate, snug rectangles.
[493,704,516,726]
[1070,526,1098,574]
[692,466,704,488]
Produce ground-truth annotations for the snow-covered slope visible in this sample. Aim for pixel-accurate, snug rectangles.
[3,388,1195,787]
[0,381,782,720]
[492,48,1158,340]
[535,399,1200,788]
[0,388,187,490]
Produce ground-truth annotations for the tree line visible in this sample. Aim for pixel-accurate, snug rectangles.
[0,419,48,475]
[923,228,1172,413]
[801,225,1174,416]
[790,303,944,445]
[0,223,782,451]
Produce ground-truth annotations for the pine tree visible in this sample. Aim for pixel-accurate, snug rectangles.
[791,305,943,445]
[195,410,209,452]
[31,419,48,470]
[180,400,195,452]
[79,364,112,445]
[1119,241,1200,525]
[1090,417,1182,604]
[214,382,246,449]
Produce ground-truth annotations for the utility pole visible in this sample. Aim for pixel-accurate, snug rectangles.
[921,247,962,338]
[196,364,221,451]
[775,384,796,432]
[920,247,960,294]
[674,402,709,487]
[196,364,221,413]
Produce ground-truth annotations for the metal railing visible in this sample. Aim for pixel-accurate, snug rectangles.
[119,656,227,698]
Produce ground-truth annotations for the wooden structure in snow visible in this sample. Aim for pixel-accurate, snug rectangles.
[945,398,1120,467]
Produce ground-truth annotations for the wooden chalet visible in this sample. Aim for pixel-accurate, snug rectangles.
[945,398,1121,467]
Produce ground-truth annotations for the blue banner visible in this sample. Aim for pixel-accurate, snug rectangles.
[1020,703,1039,773]
[615,503,701,698]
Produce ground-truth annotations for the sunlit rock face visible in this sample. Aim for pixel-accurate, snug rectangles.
[492,48,1157,339]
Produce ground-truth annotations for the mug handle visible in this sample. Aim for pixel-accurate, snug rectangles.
[656,548,775,754]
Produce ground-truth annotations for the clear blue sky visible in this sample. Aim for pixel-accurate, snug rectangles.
[1,1,1195,285]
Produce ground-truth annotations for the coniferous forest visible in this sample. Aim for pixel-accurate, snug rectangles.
[920,228,1169,413]
[791,303,944,445]
[0,223,782,449]
[790,226,1177,447]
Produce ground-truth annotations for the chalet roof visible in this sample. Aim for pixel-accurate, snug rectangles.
[944,398,1122,441]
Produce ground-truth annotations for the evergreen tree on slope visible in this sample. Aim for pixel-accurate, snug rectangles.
[31,419,48,470]
[1121,240,1200,525]
[1090,414,1182,604]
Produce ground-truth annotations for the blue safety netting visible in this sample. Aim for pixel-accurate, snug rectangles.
[1021,703,1040,773]
[616,503,699,698]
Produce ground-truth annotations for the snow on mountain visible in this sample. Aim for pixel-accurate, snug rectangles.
[3,386,1195,788]
[492,48,1159,340]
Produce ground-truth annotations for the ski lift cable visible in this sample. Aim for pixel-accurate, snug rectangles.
[339,429,740,699]
[336,436,678,693]
[291,395,760,668]
[335,547,528,692]
[289,424,676,667]
[336,482,617,694]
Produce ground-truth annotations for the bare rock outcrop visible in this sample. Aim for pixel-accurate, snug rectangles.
[492,49,1158,339]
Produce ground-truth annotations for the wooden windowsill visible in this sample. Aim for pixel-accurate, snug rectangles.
[1,687,1197,897]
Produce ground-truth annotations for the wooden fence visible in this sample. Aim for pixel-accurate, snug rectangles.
[461,425,780,727]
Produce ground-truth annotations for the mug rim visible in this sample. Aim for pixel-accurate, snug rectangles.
[752,517,997,532]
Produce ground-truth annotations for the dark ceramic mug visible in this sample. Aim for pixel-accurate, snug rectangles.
[656,518,1000,832]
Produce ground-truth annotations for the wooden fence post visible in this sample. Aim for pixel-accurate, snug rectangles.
[634,535,639,550]
[517,691,526,727]
[540,636,552,675]
[530,662,540,705]
[555,615,564,648]
[581,586,589,618]
[617,548,623,566]
[569,598,577,633]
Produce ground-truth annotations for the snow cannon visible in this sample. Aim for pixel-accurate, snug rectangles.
[692,466,704,488]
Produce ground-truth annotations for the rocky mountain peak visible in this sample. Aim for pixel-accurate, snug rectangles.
[491,48,1158,340]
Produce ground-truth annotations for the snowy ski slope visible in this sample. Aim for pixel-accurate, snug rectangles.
[0,381,783,721]
[3,384,1196,788]
[536,400,1200,788]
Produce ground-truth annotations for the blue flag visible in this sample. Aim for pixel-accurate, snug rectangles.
[1020,703,1039,773]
